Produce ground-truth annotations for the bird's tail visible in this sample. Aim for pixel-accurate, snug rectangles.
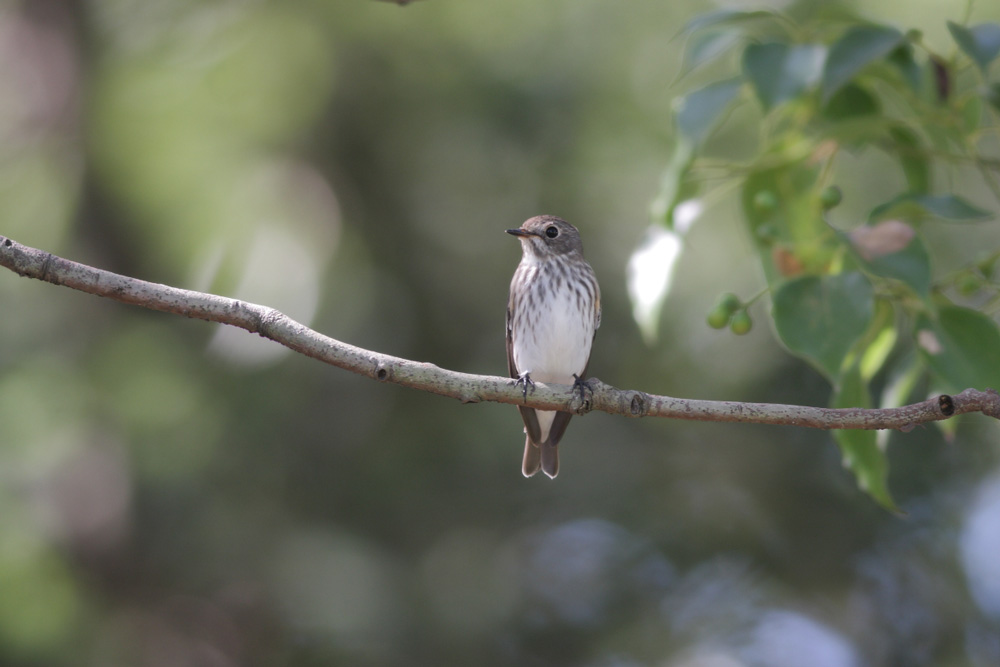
[522,435,541,477]
[541,442,559,479]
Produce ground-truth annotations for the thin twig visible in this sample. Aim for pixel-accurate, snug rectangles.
[2,235,999,429]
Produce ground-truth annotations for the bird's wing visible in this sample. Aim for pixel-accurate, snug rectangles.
[507,304,542,445]
[505,305,518,379]
[594,279,602,330]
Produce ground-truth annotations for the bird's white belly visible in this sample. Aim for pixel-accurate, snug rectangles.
[515,293,593,443]
[514,288,594,386]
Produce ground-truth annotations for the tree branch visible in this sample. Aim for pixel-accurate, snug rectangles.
[2,235,998,430]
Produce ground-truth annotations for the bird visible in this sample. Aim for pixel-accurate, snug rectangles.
[506,215,601,478]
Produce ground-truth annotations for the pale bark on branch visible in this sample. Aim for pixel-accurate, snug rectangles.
[2,235,999,430]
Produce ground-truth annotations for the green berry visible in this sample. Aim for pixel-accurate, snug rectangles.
[707,292,743,328]
[820,185,843,210]
[707,305,731,329]
[730,309,753,335]
[718,292,742,314]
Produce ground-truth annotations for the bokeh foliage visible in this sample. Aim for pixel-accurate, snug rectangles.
[2,1,1000,666]
[648,8,1000,509]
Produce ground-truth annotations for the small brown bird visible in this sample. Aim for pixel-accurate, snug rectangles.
[506,216,601,478]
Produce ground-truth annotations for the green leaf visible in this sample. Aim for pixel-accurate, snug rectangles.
[742,42,825,110]
[682,9,779,36]
[832,366,899,512]
[916,306,1000,391]
[960,95,982,134]
[947,21,1000,73]
[877,353,924,448]
[879,353,923,411]
[675,78,743,145]
[822,25,905,102]
[682,29,743,74]
[858,300,898,381]
[887,126,930,193]
[888,43,922,92]
[865,237,930,296]
[773,272,874,380]
[870,192,991,222]
[869,193,993,222]
[848,224,931,296]
[822,83,880,119]
[919,195,992,220]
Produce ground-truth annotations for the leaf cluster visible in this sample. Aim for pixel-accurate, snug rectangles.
[650,9,1000,508]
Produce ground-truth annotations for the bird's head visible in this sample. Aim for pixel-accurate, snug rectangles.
[506,215,585,260]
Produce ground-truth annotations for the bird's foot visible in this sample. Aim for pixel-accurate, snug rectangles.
[571,374,595,413]
[513,372,535,402]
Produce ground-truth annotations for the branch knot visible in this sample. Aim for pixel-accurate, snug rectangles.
[629,391,649,417]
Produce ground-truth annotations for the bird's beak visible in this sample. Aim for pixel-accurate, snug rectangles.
[506,228,538,238]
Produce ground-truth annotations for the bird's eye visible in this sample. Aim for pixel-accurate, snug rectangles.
[545,226,559,239]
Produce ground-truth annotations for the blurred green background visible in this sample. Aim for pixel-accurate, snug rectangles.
[2,0,1000,665]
